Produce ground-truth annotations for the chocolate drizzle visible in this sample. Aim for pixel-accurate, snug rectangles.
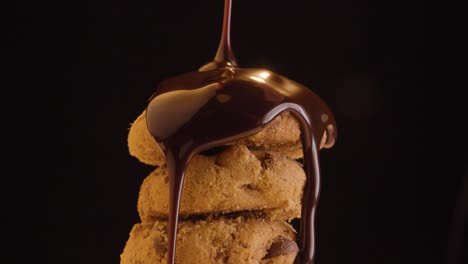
[145,0,336,263]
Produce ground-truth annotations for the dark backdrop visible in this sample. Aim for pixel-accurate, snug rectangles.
[15,0,467,263]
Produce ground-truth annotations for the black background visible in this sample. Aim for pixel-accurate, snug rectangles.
[15,0,467,263]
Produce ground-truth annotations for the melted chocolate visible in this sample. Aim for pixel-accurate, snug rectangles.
[145,0,336,263]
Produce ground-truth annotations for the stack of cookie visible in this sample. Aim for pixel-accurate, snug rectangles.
[121,111,326,263]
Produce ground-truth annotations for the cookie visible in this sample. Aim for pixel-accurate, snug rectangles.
[128,111,314,166]
[137,145,306,222]
[128,111,166,166]
[121,217,298,264]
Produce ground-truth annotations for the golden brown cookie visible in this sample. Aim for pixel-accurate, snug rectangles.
[128,111,310,166]
[120,217,298,264]
[128,112,166,166]
[137,145,305,222]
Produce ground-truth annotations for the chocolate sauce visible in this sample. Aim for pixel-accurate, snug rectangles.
[146,1,336,263]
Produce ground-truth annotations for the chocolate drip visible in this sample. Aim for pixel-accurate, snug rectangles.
[199,0,238,71]
[145,1,336,264]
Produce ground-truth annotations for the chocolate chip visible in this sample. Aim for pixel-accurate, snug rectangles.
[261,153,274,169]
[214,251,228,262]
[153,238,168,256]
[263,238,299,259]
[241,184,259,191]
